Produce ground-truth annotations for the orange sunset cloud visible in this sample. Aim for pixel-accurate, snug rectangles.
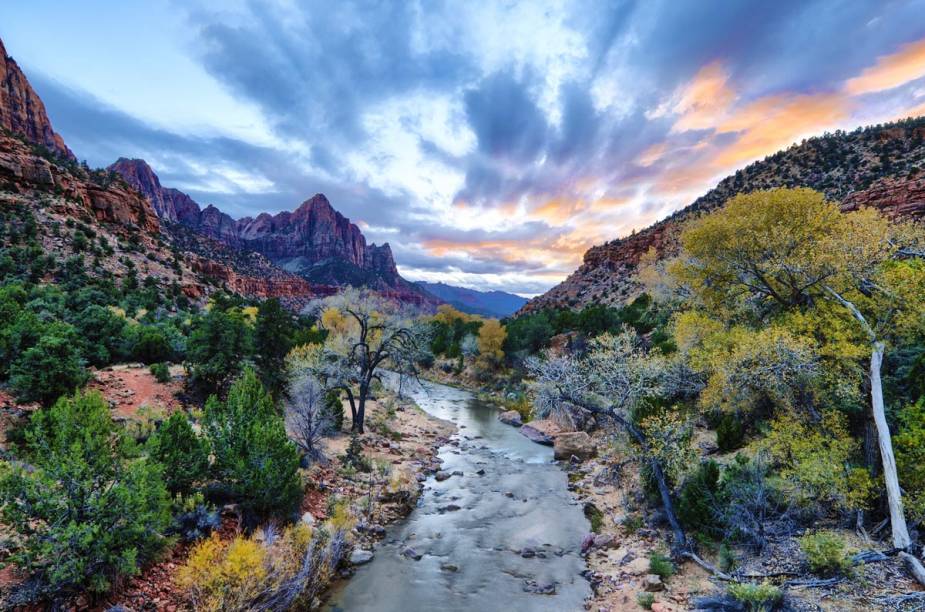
[845,37,925,95]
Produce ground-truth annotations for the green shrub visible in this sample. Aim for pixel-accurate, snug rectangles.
[322,390,345,432]
[798,531,852,575]
[10,329,89,406]
[188,309,253,393]
[0,391,170,595]
[584,502,604,533]
[341,433,371,473]
[716,412,745,452]
[727,581,783,611]
[636,592,655,609]
[648,552,675,579]
[205,369,301,521]
[677,460,722,535]
[147,412,209,495]
[150,362,171,383]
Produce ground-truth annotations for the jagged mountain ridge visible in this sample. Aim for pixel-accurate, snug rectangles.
[109,158,432,304]
[417,281,527,318]
[520,117,925,314]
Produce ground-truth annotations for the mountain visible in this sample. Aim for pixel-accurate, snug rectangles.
[417,282,527,318]
[108,158,434,305]
[0,38,74,160]
[520,117,925,315]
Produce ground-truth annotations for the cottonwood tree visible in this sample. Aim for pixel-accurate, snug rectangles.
[300,288,425,433]
[529,328,691,550]
[672,188,925,551]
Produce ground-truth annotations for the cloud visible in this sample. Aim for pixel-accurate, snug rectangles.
[845,37,925,95]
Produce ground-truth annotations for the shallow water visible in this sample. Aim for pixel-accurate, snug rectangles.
[325,377,590,612]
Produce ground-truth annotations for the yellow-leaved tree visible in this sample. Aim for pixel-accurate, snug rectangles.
[671,187,925,551]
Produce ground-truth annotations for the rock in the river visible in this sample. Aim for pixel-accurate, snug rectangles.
[523,580,557,595]
[402,547,423,560]
[498,410,523,427]
[435,471,451,481]
[520,423,554,446]
[440,562,459,572]
[553,431,596,461]
[643,574,665,592]
[350,549,374,565]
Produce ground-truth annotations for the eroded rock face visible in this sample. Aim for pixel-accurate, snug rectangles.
[0,38,74,160]
[0,134,158,234]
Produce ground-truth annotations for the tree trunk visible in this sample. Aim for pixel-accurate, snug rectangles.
[648,456,688,551]
[355,385,367,434]
[870,341,911,549]
[345,389,358,431]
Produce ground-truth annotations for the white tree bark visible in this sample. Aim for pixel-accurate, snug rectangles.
[871,341,912,550]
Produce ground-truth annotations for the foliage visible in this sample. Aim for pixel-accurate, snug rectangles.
[798,531,852,576]
[9,327,89,406]
[715,412,746,452]
[726,581,783,612]
[146,411,210,495]
[429,305,482,358]
[204,369,301,521]
[476,318,506,366]
[342,434,371,473]
[168,493,221,542]
[676,460,722,535]
[763,411,873,513]
[895,397,925,521]
[188,307,253,394]
[253,298,295,398]
[323,390,345,432]
[717,455,792,553]
[648,552,675,579]
[178,519,349,612]
[150,361,171,383]
[0,391,170,595]
[636,592,656,609]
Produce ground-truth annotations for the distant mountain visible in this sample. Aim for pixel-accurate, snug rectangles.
[108,160,436,307]
[418,282,527,318]
[520,116,925,315]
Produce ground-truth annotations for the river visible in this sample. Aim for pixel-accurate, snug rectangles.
[325,377,590,611]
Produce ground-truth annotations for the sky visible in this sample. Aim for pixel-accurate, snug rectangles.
[3,1,925,296]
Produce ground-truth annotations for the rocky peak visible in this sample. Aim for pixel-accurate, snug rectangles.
[107,157,201,224]
[0,37,74,160]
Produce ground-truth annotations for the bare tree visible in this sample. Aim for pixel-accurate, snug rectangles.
[285,373,330,464]
[530,328,690,550]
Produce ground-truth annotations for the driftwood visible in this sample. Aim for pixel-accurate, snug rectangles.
[784,576,844,588]
[899,551,925,587]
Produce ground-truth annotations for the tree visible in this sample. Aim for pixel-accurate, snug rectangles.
[253,298,295,399]
[302,289,424,433]
[71,304,126,366]
[187,308,253,394]
[147,411,210,495]
[204,369,301,523]
[672,187,925,550]
[285,373,330,463]
[10,327,89,406]
[477,319,506,367]
[529,329,690,549]
[0,391,170,596]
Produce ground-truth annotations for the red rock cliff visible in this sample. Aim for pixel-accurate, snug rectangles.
[0,38,74,160]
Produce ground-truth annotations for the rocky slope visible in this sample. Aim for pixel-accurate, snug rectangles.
[110,158,434,305]
[0,38,73,160]
[520,117,925,314]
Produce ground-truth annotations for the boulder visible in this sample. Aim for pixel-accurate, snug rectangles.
[625,557,650,575]
[402,547,422,560]
[498,410,523,427]
[520,423,554,446]
[643,574,665,592]
[553,431,596,461]
[350,549,374,565]
[434,471,451,481]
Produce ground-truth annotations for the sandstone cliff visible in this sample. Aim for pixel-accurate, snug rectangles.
[520,117,925,315]
[0,38,74,160]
